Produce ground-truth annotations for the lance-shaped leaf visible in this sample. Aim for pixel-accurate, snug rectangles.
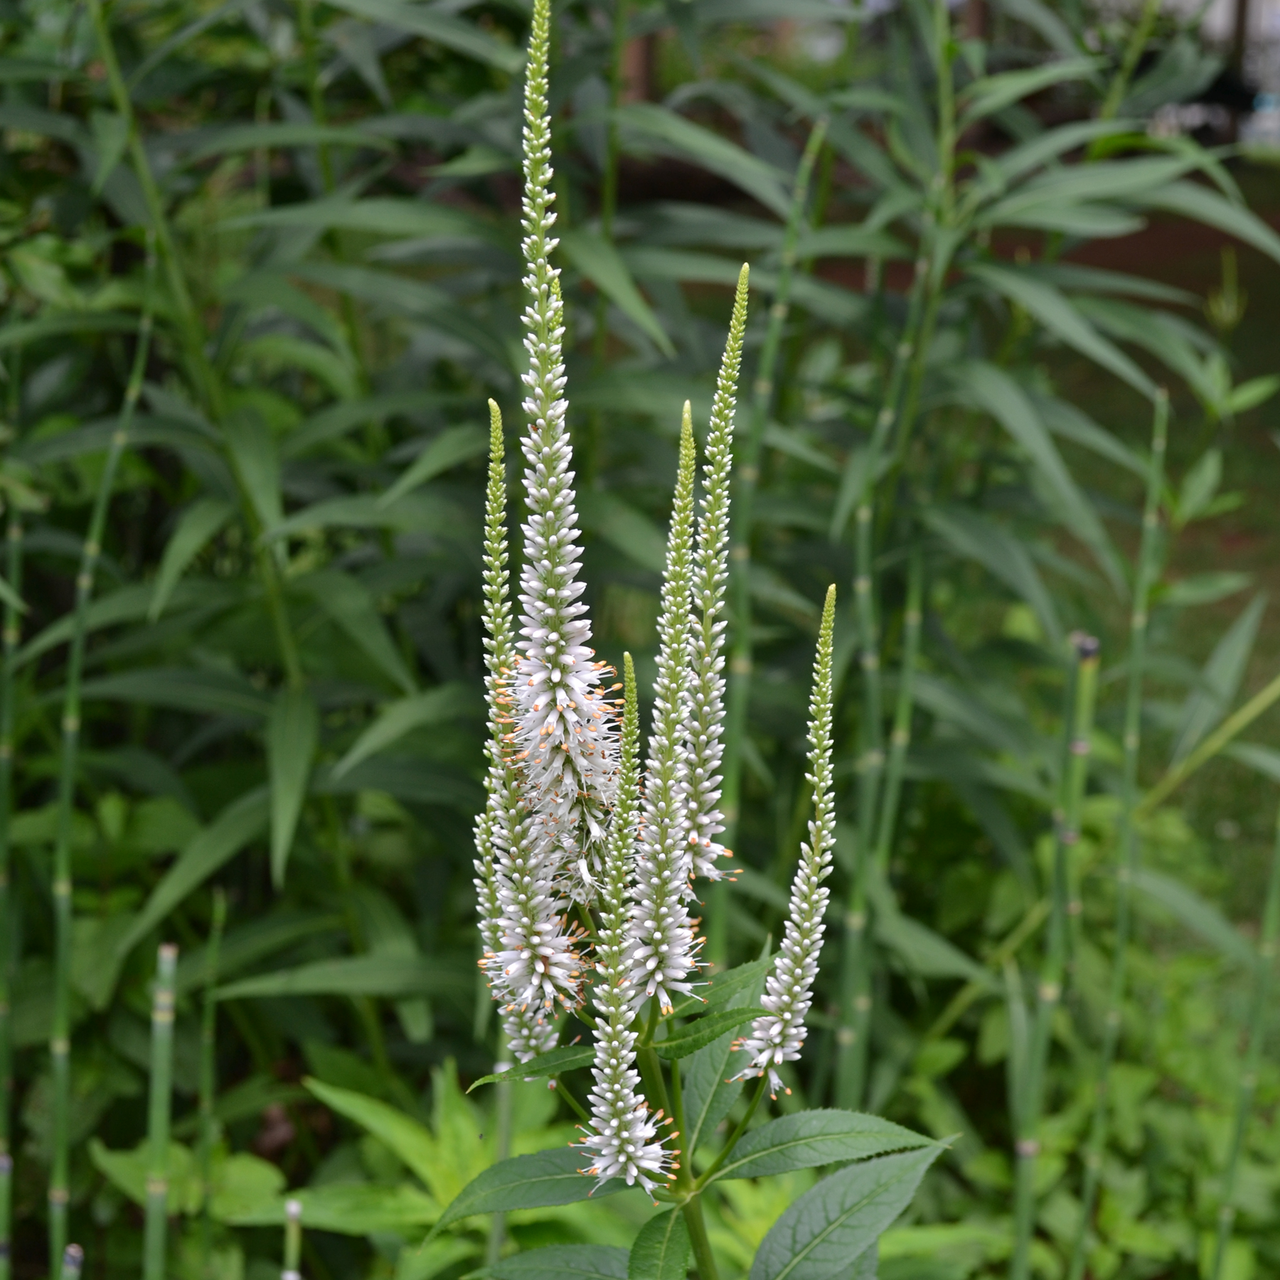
[629,1209,690,1280]
[215,954,470,1002]
[184,122,392,163]
[331,684,475,779]
[958,57,1100,128]
[378,424,488,508]
[1140,180,1280,267]
[652,1008,765,1059]
[468,1045,595,1091]
[749,1146,943,1280]
[432,1149,624,1234]
[324,0,524,71]
[559,229,675,357]
[305,1077,436,1185]
[492,1246,628,1280]
[1131,868,1255,967]
[116,788,270,958]
[712,1112,933,1182]
[267,687,319,887]
[223,1182,438,1232]
[149,498,235,620]
[294,569,416,694]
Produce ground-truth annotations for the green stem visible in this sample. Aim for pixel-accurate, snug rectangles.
[0,499,21,1280]
[1210,798,1280,1280]
[144,944,178,1280]
[714,117,827,964]
[283,1198,302,1280]
[198,890,228,1279]
[1067,393,1167,1280]
[681,1194,720,1280]
[1010,638,1099,1280]
[694,1076,767,1190]
[485,1032,514,1270]
[48,239,156,1274]
[1097,0,1161,124]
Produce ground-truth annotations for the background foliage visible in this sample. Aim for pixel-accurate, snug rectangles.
[2,0,1280,1276]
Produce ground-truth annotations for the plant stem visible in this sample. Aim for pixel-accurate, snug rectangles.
[283,1198,302,1280]
[1067,393,1167,1280]
[1209,801,1280,1280]
[48,238,156,1274]
[0,496,21,1280]
[694,1076,767,1190]
[485,1034,514,1270]
[681,1193,720,1280]
[1097,0,1161,123]
[144,944,178,1280]
[1010,637,1099,1280]
[198,889,228,1278]
[713,117,827,963]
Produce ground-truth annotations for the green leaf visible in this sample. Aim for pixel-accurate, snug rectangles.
[75,668,272,719]
[948,362,1124,593]
[294,569,417,694]
[331,684,475,780]
[149,498,235,620]
[714,1111,933,1182]
[117,789,269,959]
[378,425,488,508]
[216,954,468,1002]
[559,229,675,356]
[670,956,772,1019]
[1225,741,1280,782]
[616,104,789,216]
[225,1182,438,1233]
[493,1246,628,1280]
[578,491,670,574]
[324,0,524,72]
[468,1045,596,1091]
[958,57,1100,128]
[653,1007,765,1059]
[222,196,480,240]
[224,409,283,533]
[432,1148,623,1234]
[1178,448,1222,524]
[749,1146,943,1280]
[1131,868,1255,967]
[1171,593,1265,763]
[1141,179,1280,267]
[1034,395,1147,478]
[207,1152,292,1223]
[1157,573,1250,608]
[629,1209,690,1280]
[89,109,129,194]
[267,688,319,887]
[680,947,770,1158]
[175,911,342,996]
[304,1077,437,1185]
[0,571,25,618]
[922,506,1061,645]
[185,122,392,163]
[284,391,460,458]
[966,265,1156,398]
[1229,374,1280,415]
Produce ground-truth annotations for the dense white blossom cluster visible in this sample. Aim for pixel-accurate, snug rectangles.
[473,0,837,1196]
[733,586,838,1096]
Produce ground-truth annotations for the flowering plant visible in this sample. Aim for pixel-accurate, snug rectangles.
[438,2,942,1276]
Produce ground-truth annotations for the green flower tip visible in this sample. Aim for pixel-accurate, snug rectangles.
[487,399,504,463]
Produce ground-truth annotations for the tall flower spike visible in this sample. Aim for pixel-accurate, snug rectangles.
[579,655,674,1196]
[511,0,618,895]
[626,407,701,1013]
[475,401,577,1044]
[734,584,838,1096]
[683,264,750,885]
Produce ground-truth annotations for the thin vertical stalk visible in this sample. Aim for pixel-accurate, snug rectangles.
[872,543,924,876]
[1010,636,1099,1280]
[47,238,156,1274]
[0,494,22,1280]
[144,944,178,1280]
[484,1033,513,1270]
[1209,801,1280,1280]
[1098,0,1162,123]
[283,1198,302,1280]
[712,118,826,963]
[58,1244,83,1280]
[832,0,958,1106]
[198,890,227,1278]
[1067,393,1168,1280]
[85,0,305,691]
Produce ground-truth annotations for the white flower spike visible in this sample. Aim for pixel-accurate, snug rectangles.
[579,655,675,1196]
[510,0,618,893]
[476,400,582,1036]
[734,584,838,1096]
[626,409,701,1014]
[683,265,749,885]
